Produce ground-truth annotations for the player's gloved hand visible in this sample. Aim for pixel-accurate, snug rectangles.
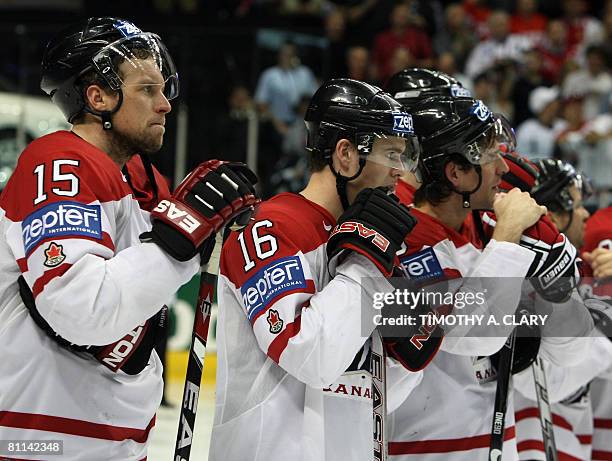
[500,151,539,193]
[143,160,260,261]
[483,212,579,303]
[326,187,417,277]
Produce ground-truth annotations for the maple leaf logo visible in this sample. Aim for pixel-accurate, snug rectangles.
[44,242,66,267]
[267,309,283,334]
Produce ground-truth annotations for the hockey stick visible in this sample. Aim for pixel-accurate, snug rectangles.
[531,356,558,461]
[488,329,516,461]
[173,232,224,461]
[371,331,388,461]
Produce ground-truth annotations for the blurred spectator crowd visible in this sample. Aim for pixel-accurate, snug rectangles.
[216,0,611,202]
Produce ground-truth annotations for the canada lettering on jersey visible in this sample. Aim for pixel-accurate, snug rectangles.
[241,255,307,322]
[329,221,390,252]
[22,201,102,254]
[100,324,144,370]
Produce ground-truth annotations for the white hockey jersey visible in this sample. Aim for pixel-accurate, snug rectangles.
[513,333,612,461]
[209,192,421,461]
[0,131,199,460]
[581,206,612,461]
[387,208,537,461]
[388,208,592,461]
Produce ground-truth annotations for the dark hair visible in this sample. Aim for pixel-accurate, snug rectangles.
[414,153,474,206]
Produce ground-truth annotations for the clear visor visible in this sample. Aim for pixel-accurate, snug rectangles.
[494,114,516,155]
[361,132,421,172]
[463,123,505,165]
[91,32,179,100]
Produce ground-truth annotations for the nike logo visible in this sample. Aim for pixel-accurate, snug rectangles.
[323,221,332,232]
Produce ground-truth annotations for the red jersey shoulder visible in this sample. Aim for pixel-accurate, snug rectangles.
[221,193,334,285]
[124,155,171,212]
[404,208,470,252]
[583,207,612,252]
[1,131,132,220]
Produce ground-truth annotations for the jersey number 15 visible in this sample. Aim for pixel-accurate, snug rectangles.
[33,159,80,205]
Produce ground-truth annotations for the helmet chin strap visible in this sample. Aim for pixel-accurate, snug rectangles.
[453,165,483,209]
[328,157,367,210]
[84,89,124,130]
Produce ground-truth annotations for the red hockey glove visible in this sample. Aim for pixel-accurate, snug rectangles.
[482,213,579,303]
[326,188,417,277]
[144,160,260,261]
[500,152,539,193]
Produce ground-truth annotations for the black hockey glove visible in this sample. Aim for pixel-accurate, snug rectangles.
[142,160,260,262]
[327,188,417,277]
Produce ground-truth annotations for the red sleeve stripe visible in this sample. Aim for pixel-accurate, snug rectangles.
[388,426,515,454]
[32,263,73,298]
[27,231,115,257]
[0,411,155,443]
[515,407,573,431]
[16,257,27,273]
[516,440,583,461]
[595,418,612,429]
[593,450,612,460]
[268,315,302,363]
[442,268,462,279]
[577,434,592,444]
[250,280,316,325]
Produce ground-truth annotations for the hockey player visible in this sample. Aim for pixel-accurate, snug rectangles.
[384,68,471,206]
[386,96,594,461]
[209,79,430,461]
[494,157,612,461]
[580,203,612,460]
[0,17,258,460]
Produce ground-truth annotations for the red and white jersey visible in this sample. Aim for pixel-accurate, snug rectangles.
[581,207,612,460]
[210,192,421,461]
[0,131,198,460]
[388,208,537,461]
[590,374,612,460]
[513,333,612,461]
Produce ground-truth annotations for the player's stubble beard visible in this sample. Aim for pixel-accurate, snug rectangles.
[107,122,164,164]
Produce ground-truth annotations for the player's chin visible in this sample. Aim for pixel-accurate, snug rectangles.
[142,135,164,154]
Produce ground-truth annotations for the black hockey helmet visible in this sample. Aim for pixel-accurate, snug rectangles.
[410,96,498,207]
[305,78,421,209]
[531,159,592,213]
[40,17,178,127]
[385,68,471,110]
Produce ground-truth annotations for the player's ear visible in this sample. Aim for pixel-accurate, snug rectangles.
[444,161,461,187]
[84,84,119,113]
[332,139,358,176]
